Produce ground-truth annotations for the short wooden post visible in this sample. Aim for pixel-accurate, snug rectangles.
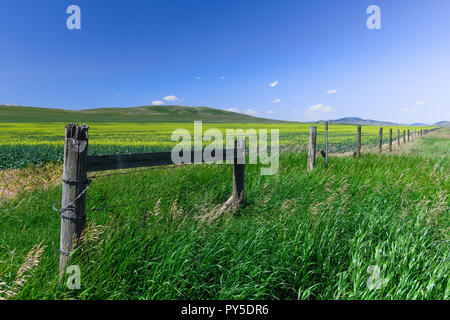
[356,125,361,158]
[59,124,89,276]
[378,127,383,154]
[397,129,400,147]
[307,126,317,171]
[403,130,406,144]
[232,139,245,211]
[389,129,392,152]
[325,121,328,168]
[407,129,410,142]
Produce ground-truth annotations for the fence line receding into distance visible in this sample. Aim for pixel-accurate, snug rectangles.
[56,123,438,274]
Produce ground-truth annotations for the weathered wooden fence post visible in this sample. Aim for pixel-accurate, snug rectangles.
[325,121,328,168]
[356,125,361,158]
[389,129,392,152]
[59,124,89,276]
[232,139,245,211]
[378,127,383,154]
[407,129,410,142]
[397,129,400,147]
[307,126,317,171]
[403,130,406,144]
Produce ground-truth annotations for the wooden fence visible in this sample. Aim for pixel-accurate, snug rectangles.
[57,123,438,273]
[306,125,437,170]
[58,124,244,274]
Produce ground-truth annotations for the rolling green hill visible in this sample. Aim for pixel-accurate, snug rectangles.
[0,105,281,123]
[433,121,450,128]
[317,117,404,126]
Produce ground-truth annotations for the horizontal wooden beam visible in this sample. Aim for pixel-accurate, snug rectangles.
[87,148,236,172]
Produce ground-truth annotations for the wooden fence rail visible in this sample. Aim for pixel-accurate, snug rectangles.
[87,149,237,172]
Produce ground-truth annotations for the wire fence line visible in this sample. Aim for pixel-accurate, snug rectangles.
[50,128,430,217]
[53,124,437,273]
[51,160,246,219]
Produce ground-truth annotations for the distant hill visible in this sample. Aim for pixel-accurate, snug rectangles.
[316,117,403,126]
[0,105,282,123]
[316,117,444,127]
[433,121,450,127]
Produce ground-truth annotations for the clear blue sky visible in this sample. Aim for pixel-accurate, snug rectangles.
[1,0,449,124]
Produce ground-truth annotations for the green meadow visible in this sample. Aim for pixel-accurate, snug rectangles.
[0,122,448,299]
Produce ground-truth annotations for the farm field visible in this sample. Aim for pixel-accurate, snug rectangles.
[0,122,431,169]
[0,125,448,300]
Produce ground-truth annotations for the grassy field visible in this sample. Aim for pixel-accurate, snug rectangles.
[0,128,448,300]
[0,122,431,169]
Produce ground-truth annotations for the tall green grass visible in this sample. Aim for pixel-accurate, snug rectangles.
[0,133,448,299]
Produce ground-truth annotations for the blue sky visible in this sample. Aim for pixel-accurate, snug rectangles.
[0,0,449,123]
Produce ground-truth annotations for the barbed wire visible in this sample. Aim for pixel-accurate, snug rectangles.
[51,161,234,216]
[51,133,413,218]
[88,163,191,179]
[87,190,172,212]
[52,179,93,214]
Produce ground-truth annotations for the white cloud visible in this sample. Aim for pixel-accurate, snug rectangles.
[272,98,281,103]
[245,109,258,116]
[225,107,239,113]
[163,95,181,102]
[152,100,164,105]
[266,110,276,114]
[195,76,202,80]
[326,89,338,94]
[400,107,410,113]
[401,106,418,113]
[219,75,227,80]
[269,80,278,87]
[415,98,432,105]
[305,104,332,118]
